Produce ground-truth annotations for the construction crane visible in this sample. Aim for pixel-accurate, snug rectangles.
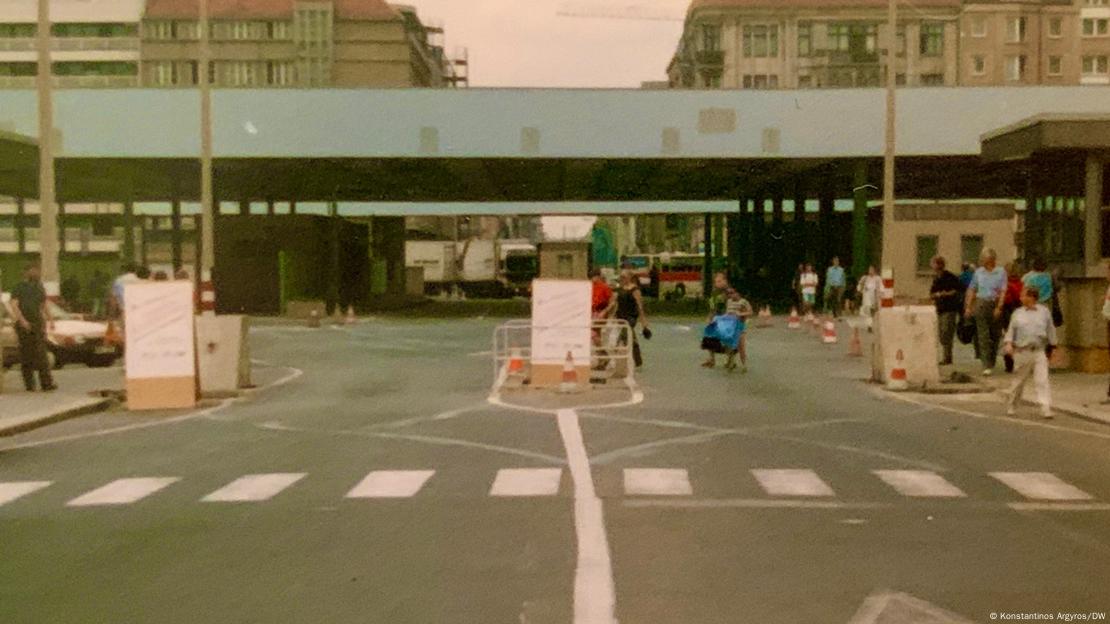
[555,1,685,22]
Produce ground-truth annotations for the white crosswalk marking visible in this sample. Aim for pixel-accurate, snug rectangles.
[0,481,52,507]
[346,470,435,499]
[624,468,693,496]
[489,468,563,497]
[990,472,1092,501]
[752,469,835,497]
[67,478,180,507]
[873,470,966,498]
[202,473,306,502]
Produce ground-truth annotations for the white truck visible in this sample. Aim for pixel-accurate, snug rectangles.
[405,241,458,295]
[454,239,506,298]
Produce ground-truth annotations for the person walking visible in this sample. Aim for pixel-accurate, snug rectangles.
[1003,285,1057,419]
[824,257,846,319]
[609,269,649,368]
[799,263,819,316]
[964,249,1007,376]
[725,287,753,372]
[1022,257,1053,306]
[1000,261,1025,373]
[791,264,804,313]
[9,263,56,392]
[929,256,962,366]
[857,265,883,327]
[701,272,743,371]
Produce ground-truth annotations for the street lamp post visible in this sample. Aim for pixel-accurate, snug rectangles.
[198,0,216,314]
[36,0,59,297]
[881,0,897,274]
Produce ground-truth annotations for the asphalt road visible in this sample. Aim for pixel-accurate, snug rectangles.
[2,316,1109,624]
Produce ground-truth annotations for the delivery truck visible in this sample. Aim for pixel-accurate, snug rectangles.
[405,241,457,295]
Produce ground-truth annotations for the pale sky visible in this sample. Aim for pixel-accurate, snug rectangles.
[401,0,688,88]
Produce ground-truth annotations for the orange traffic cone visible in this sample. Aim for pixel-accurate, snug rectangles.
[759,306,773,328]
[787,308,800,329]
[507,348,525,376]
[822,319,838,344]
[887,349,909,391]
[345,305,356,325]
[559,351,579,394]
[847,325,863,357]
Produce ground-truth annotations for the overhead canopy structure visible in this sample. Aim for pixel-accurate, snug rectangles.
[1,86,1109,206]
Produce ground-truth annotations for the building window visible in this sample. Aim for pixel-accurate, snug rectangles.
[52,61,136,76]
[797,22,812,57]
[971,16,987,38]
[827,23,877,61]
[1048,17,1063,38]
[268,21,291,40]
[150,60,178,86]
[961,235,984,267]
[1083,18,1109,36]
[797,74,813,88]
[1005,55,1026,81]
[266,61,295,86]
[1007,16,1027,43]
[921,73,945,86]
[702,72,721,88]
[1048,55,1062,75]
[972,55,987,76]
[916,235,939,273]
[742,74,778,89]
[145,21,174,40]
[0,24,36,38]
[700,23,721,52]
[896,25,907,54]
[920,22,944,57]
[742,24,778,58]
[52,23,137,38]
[0,62,36,76]
[1082,55,1109,75]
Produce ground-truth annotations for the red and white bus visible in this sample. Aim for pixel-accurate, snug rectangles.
[621,253,705,299]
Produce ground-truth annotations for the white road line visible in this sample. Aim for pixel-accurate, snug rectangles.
[752,469,836,497]
[1009,502,1110,512]
[873,470,966,498]
[624,498,889,510]
[201,473,306,502]
[990,472,1093,501]
[67,477,179,507]
[623,468,693,496]
[489,468,563,497]
[556,408,617,624]
[346,470,434,499]
[0,481,52,507]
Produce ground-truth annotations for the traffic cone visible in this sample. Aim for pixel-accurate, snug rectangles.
[787,307,800,329]
[847,325,863,357]
[822,319,838,344]
[887,349,909,391]
[307,310,321,328]
[759,306,773,328]
[559,351,579,394]
[507,348,525,376]
[345,305,356,325]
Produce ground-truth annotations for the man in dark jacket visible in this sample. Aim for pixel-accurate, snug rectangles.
[930,256,963,366]
[9,263,56,392]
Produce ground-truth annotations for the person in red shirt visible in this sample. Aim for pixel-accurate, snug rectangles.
[590,269,613,368]
[1001,261,1025,373]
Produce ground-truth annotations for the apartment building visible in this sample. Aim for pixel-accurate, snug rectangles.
[0,0,144,88]
[140,0,464,88]
[669,0,1110,88]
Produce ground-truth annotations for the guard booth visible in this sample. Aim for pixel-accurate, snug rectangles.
[538,241,591,280]
[982,114,1110,372]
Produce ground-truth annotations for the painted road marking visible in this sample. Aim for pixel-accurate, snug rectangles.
[202,473,307,502]
[489,468,563,497]
[623,468,693,496]
[990,472,1093,501]
[346,470,435,498]
[67,478,180,507]
[752,469,835,497]
[873,470,966,498]
[556,409,617,624]
[0,481,52,507]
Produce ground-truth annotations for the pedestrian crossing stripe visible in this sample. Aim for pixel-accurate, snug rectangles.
[202,473,307,502]
[0,469,1105,509]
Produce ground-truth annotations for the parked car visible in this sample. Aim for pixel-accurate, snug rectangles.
[1,296,122,370]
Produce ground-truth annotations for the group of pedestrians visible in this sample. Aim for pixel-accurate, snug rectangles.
[930,248,1060,418]
[590,268,651,369]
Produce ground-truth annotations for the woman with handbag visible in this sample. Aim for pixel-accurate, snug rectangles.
[609,269,650,369]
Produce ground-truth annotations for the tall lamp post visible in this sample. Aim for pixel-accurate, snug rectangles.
[36,0,59,297]
[198,0,216,314]
[881,0,897,274]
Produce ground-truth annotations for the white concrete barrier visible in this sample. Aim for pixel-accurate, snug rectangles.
[195,315,251,397]
[871,306,941,387]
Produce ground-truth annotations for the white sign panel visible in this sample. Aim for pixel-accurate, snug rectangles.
[531,279,591,365]
[124,281,196,380]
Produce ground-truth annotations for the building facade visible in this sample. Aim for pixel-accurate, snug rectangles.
[669,0,1110,89]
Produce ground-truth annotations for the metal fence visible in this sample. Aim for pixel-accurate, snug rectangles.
[491,319,635,389]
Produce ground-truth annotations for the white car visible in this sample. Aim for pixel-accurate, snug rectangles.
[1,296,122,370]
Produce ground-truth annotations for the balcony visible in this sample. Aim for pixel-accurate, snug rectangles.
[0,37,139,52]
[695,49,725,66]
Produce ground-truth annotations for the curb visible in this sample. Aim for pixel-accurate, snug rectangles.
[0,397,115,438]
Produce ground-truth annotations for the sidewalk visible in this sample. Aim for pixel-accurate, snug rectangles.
[0,366,122,436]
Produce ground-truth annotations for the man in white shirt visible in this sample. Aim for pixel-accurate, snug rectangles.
[1003,285,1057,419]
[799,263,819,315]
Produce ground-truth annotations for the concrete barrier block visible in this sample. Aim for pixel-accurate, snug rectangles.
[872,306,941,386]
[196,315,251,397]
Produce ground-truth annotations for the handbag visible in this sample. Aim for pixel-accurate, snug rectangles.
[1051,292,1064,327]
[957,317,976,345]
